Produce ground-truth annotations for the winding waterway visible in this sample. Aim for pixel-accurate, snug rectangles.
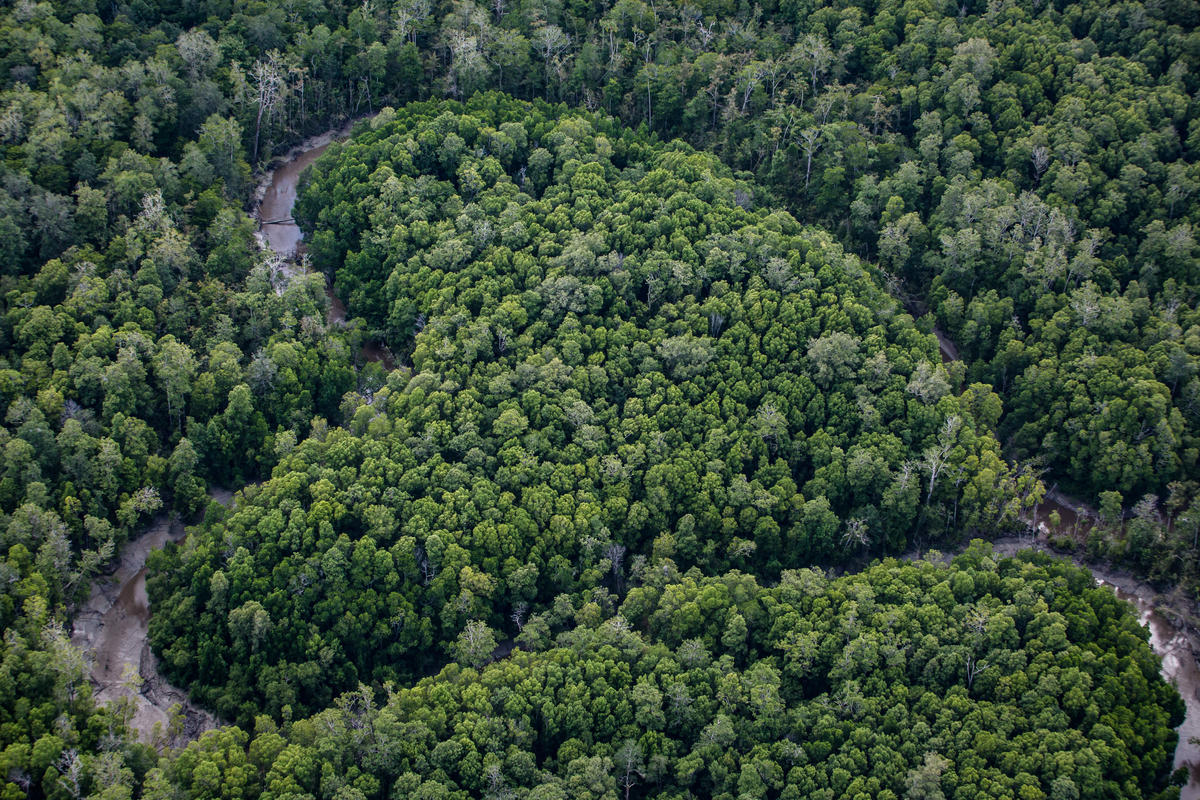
[930,326,1200,791]
[70,498,229,744]
[253,134,1200,794]
[253,119,395,369]
[70,126,397,747]
[69,126,1200,787]
[1105,579,1200,792]
[257,140,332,257]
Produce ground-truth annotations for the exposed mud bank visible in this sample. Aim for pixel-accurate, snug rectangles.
[71,514,219,745]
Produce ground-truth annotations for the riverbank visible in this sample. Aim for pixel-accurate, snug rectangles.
[250,117,369,221]
[70,500,233,745]
[250,117,397,370]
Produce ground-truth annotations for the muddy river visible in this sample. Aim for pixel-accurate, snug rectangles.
[254,119,395,369]
[1104,579,1200,793]
[257,141,332,257]
[71,510,223,744]
[73,124,398,742]
[73,128,1200,788]
[925,325,1200,792]
[257,139,1200,793]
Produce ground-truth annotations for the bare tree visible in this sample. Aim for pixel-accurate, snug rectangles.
[737,62,765,112]
[1031,145,1050,184]
[250,53,285,163]
[641,33,656,127]
[415,545,437,585]
[532,25,571,93]
[42,621,90,703]
[455,620,497,669]
[615,740,645,800]
[922,415,962,509]
[798,33,833,92]
[799,127,823,191]
[176,29,220,79]
[510,601,528,631]
[1069,282,1102,328]
[842,517,870,553]
[57,750,84,800]
[869,92,893,135]
[605,542,627,593]
[393,0,431,43]
[965,652,989,688]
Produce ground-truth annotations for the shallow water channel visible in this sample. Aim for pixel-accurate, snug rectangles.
[257,134,1200,793]
[70,124,399,745]
[71,505,225,743]
[257,141,331,257]
[254,120,395,368]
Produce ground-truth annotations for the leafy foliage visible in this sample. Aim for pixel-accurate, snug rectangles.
[149,547,1185,800]
[148,97,1036,723]
[0,0,1195,795]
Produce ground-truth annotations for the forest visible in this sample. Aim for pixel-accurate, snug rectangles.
[0,0,1196,796]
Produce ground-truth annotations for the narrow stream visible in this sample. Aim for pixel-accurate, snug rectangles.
[71,125,401,747]
[933,326,959,364]
[259,143,1200,792]
[253,120,396,369]
[74,128,1200,784]
[257,142,332,257]
[71,506,225,744]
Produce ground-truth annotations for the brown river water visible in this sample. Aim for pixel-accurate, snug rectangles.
[1106,580,1200,792]
[254,120,395,368]
[256,142,331,257]
[71,507,224,744]
[70,126,397,745]
[933,326,960,364]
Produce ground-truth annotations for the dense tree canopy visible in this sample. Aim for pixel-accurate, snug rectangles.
[0,0,1196,510]
[146,97,1039,723]
[147,546,1185,800]
[0,0,1196,795]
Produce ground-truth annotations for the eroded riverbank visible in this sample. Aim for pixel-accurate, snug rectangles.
[71,512,220,744]
[915,323,1200,792]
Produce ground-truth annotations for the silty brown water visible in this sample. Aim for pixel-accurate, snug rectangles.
[257,142,331,257]
[257,125,397,369]
[933,327,959,364]
[72,514,217,743]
